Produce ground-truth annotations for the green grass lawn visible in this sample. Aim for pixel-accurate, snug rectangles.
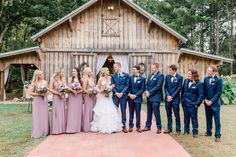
[142,103,236,157]
[1,103,236,157]
[0,104,44,157]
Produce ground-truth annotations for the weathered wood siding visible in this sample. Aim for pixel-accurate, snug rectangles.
[40,1,178,51]
[179,54,219,80]
[0,53,40,71]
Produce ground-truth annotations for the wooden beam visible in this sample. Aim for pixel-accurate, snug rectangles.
[0,71,4,101]
[44,48,175,54]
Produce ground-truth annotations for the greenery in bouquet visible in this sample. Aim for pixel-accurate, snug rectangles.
[35,85,48,94]
[57,83,69,98]
[88,87,98,96]
[71,82,83,93]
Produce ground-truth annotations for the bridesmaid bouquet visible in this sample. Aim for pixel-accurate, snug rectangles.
[57,83,68,98]
[36,86,48,94]
[71,82,83,92]
[88,86,99,96]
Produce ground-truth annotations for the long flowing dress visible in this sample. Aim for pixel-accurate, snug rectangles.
[91,80,122,134]
[83,79,96,132]
[66,81,83,133]
[51,82,66,134]
[32,85,49,138]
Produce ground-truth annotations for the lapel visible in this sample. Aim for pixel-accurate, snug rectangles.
[207,76,213,89]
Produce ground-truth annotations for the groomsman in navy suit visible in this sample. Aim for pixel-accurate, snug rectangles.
[111,62,130,133]
[128,65,145,133]
[204,65,223,142]
[164,64,183,135]
[143,63,164,134]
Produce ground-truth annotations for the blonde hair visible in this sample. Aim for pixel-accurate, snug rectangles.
[31,70,43,86]
[100,67,110,78]
[83,67,93,80]
[52,68,64,82]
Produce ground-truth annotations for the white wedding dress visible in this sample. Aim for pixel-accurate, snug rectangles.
[91,80,122,134]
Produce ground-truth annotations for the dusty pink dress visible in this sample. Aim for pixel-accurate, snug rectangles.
[31,85,49,138]
[66,81,83,133]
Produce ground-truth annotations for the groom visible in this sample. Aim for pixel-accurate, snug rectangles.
[111,62,130,133]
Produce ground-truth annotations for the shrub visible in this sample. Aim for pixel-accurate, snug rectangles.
[221,75,236,105]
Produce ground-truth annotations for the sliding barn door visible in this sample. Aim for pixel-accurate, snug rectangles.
[129,54,154,78]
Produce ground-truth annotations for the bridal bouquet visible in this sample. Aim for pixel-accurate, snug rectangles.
[57,83,68,98]
[35,85,48,94]
[101,85,112,98]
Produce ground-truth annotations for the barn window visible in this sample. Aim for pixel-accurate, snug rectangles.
[101,0,120,37]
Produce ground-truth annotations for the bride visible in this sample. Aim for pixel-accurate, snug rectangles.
[91,67,122,134]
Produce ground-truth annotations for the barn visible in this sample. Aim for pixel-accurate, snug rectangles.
[0,0,234,101]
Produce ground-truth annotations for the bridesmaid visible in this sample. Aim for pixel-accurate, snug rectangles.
[29,70,49,138]
[66,67,83,133]
[82,67,96,132]
[49,68,67,134]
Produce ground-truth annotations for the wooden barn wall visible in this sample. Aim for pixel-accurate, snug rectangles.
[41,52,96,81]
[40,1,178,51]
[179,54,219,80]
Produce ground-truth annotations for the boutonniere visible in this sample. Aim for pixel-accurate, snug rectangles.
[137,80,141,83]
[173,77,178,82]
[120,73,124,77]
[153,78,157,80]
[192,86,196,89]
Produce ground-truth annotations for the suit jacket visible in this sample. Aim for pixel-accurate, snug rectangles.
[111,72,130,98]
[204,75,223,107]
[128,75,146,103]
[182,79,204,107]
[146,71,164,102]
[164,73,183,104]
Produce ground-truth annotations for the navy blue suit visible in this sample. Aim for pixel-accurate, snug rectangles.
[128,75,145,129]
[164,73,183,132]
[111,72,130,128]
[204,75,222,138]
[182,79,204,135]
[145,71,164,129]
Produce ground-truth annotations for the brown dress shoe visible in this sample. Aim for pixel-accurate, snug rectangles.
[128,128,133,132]
[122,128,128,133]
[215,138,221,142]
[156,129,162,134]
[136,128,142,133]
[193,134,198,138]
[176,131,181,135]
[142,127,151,132]
[163,130,172,134]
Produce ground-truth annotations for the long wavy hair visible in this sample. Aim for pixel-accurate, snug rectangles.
[82,67,93,80]
[72,67,82,85]
[52,68,64,82]
[31,70,43,86]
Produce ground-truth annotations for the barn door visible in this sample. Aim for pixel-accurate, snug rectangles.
[129,54,154,78]
[71,53,97,77]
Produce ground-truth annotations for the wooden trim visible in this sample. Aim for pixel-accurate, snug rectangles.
[44,48,175,53]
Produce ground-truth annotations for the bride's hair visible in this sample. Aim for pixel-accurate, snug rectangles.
[100,67,110,78]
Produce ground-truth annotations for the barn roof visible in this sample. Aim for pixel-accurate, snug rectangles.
[0,46,40,59]
[180,48,234,64]
[31,0,188,43]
